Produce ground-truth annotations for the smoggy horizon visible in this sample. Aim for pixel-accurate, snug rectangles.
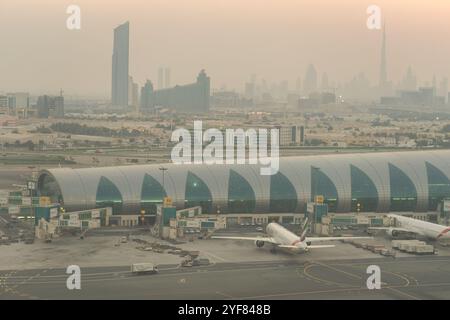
[1,0,449,98]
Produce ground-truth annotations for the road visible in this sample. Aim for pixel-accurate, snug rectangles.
[1,256,450,300]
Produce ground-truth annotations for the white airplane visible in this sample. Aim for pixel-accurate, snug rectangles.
[212,221,372,254]
[369,214,450,241]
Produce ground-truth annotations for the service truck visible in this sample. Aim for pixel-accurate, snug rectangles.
[131,263,158,275]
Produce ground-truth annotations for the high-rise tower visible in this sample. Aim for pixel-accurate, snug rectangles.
[111,22,129,106]
[379,23,387,88]
[303,64,317,95]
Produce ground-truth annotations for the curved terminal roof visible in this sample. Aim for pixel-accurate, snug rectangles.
[37,150,450,215]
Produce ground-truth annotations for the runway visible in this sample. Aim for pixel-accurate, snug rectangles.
[1,256,450,300]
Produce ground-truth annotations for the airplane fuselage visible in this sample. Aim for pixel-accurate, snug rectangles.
[266,222,308,252]
[389,214,450,240]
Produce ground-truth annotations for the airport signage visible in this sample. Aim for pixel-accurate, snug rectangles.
[91,210,100,219]
[8,206,20,215]
[0,197,8,206]
[68,220,80,227]
[27,181,36,191]
[443,200,450,213]
[22,197,32,206]
[50,208,58,218]
[186,220,200,228]
[315,195,324,204]
[39,196,51,206]
[357,216,370,225]
[164,197,173,206]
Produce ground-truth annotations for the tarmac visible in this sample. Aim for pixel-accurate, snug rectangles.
[1,232,450,299]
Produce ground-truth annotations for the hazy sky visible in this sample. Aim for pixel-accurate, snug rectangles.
[0,0,449,97]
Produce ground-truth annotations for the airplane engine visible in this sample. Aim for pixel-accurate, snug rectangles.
[255,240,265,248]
[387,228,399,237]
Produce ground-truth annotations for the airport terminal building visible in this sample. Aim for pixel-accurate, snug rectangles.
[37,150,450,220]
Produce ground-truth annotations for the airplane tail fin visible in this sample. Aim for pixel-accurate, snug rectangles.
[300,217,309,241]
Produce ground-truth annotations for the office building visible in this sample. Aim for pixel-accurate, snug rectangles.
[111,21,129,106]
[36,95,64,118]
[141,70,210,113]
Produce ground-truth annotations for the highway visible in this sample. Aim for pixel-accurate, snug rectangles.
[1,256,450,300]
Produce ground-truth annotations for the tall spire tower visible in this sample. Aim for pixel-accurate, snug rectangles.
[379,22,387,88]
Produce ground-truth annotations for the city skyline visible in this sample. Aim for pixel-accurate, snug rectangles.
[1,0,450,98]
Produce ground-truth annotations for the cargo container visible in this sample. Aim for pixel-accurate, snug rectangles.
[391,240,424,250]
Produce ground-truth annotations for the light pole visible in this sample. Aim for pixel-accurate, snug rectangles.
[311,166,320,202]
[159,167,168,201]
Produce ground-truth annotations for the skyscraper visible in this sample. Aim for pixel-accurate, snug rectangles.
[303,64,317,95]
[379,23,387,88]
[158,67,164,89]
[140,80,154,109]
[128,76,139,111]
[164,68,171,89]
[111,22,129,106]
[400,66,417,91]
[321,73,329,92]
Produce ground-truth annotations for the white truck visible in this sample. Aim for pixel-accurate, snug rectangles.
[131,263,159,275]
[414,245,435,255]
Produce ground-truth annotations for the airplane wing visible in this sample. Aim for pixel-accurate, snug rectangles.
[276,244,335,250]
[211,236,278,245]
[307,245,336,249]
[305,236,372,242]
[368,227,411,232]
[278,245,299,249]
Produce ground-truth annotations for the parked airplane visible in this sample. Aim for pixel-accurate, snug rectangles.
[369,214,450,240]
[212,221,372,254]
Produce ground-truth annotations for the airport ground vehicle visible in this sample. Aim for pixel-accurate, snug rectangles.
[131,263,158,274]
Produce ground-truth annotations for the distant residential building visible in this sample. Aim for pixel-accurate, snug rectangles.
[399,66,417,91]
[287,93,300,107]
[54,96,64,118]
[298,92,335,108]
[439,78,448,102]
[7,92,29,117]
[142,70,210,113]
[321,92,336,104]
[0,95,9,113]
[140,80,154,109]
[276,125,304,146]
[211,91,239,108]
[244,82,255,100]
[111,21,129,107]
[380,86,445,107]
[128,76,139,111]
[36,95,64,118]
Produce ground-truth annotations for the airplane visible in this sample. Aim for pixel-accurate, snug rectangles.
[212,220,372,254]
[369,214,450,241]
